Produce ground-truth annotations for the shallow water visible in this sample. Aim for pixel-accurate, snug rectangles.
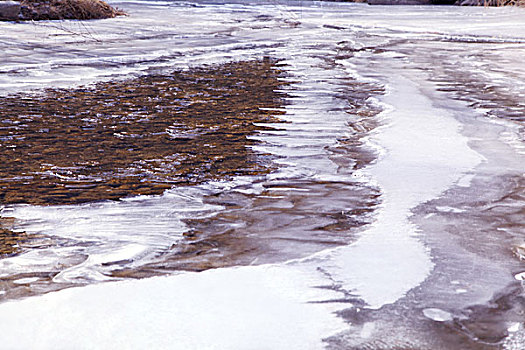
[0,1,524,349]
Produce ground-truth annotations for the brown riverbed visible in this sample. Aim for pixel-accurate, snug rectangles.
[0,59,287,258]
[0,59,286,206]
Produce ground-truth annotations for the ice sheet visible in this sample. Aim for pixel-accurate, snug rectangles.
[0,1,524,348]
[0,70,484,348]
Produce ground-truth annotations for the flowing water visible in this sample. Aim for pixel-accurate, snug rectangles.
[0,1,524,349]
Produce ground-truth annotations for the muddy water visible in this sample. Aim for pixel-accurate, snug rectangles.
[0,1,524,349]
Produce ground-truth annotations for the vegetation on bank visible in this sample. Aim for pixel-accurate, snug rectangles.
[19,0,124,20]
[0,0,124,21]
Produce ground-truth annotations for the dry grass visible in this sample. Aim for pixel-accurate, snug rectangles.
[458,0,525,5]
[501,0,524,5]
[20,0,125,20]
[482,0,525,5]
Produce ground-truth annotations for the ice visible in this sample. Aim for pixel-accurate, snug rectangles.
[0,188,221,282]
[0,53,485,348]
[0,0,524,348]
[0,265,347,350]
[436,206,466,213]
[508,323,521,333]
[423,308,453,322]
[311,75,483,308]
[514,272,525,281]
[457,173,476,187]
[12,277,40,285]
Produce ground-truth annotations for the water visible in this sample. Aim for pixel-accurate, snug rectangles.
[0,1,524,348]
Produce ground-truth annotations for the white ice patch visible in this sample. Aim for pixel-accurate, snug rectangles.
[508,323,521,333]
[423,308,453,322]
[12,277,40,285]
[436,206,466,214]
[514,272,525,281]
[309,75,482,309]
[0,265,347,350]
[377,51,407,59]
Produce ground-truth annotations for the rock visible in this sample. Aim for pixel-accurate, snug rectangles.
[0,1,21,20]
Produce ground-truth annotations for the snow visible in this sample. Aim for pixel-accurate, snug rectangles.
[0,1,523,348]
[0,266,346,350]
[311,75,482,309]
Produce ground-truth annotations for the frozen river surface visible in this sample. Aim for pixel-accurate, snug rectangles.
[0,1,524,349]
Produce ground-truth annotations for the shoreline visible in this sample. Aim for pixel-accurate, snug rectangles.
[1,0,522,23]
